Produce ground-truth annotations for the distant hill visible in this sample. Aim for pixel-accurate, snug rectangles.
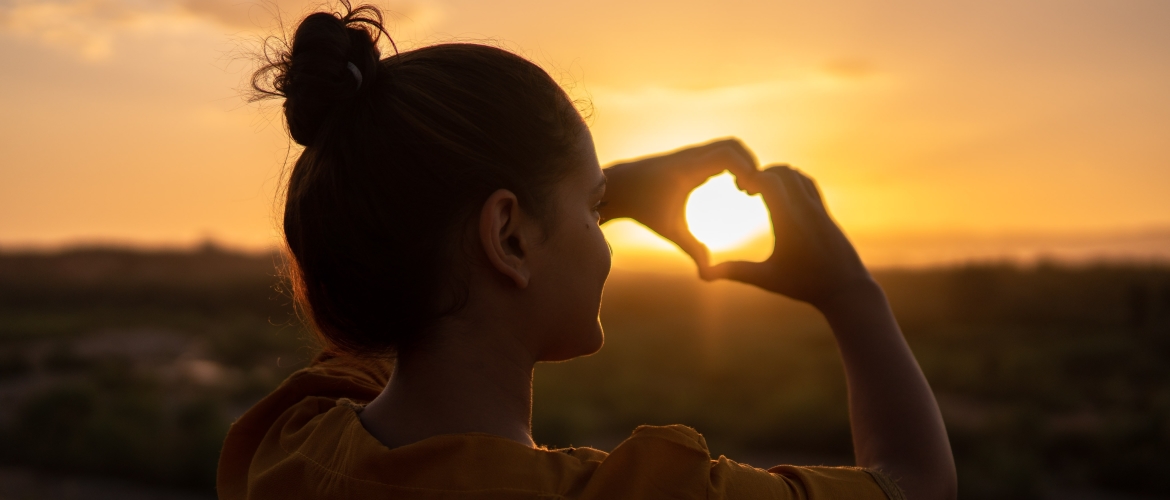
[0,247,1168,498]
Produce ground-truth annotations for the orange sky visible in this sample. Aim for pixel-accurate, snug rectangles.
[1,0,1168,267]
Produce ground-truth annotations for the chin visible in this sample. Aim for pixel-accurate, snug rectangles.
[539,320,604,362]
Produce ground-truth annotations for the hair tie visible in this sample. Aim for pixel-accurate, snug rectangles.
[346,62,363,90]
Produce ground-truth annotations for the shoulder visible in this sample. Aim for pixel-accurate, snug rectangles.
[593,424,902,500]
[600,424,711,470]
[232,399,611,499]
[219,376,901,500]
[217,353,393,500]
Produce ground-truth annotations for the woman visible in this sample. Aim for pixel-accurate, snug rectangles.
[217,3,957,499]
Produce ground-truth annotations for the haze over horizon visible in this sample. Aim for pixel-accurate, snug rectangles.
[1,0,1167,268]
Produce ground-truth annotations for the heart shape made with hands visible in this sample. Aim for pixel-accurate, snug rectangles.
[683,172,774,265]
[604,139,775,272]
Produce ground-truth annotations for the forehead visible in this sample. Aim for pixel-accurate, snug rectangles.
[549,130,603,204]
[571,128,603,181]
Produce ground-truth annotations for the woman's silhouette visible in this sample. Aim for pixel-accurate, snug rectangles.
[217,3,956,499]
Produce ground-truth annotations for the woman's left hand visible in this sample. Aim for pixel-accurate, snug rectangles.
[599,139,759,271]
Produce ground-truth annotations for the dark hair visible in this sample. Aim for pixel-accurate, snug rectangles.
[253,2,586,357]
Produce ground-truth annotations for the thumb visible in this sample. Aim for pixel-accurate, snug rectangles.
[701,260,764,284]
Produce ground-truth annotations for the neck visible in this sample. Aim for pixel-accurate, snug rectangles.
[358,320,537,449]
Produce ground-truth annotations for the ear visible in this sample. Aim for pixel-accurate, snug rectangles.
[479,189,531,288]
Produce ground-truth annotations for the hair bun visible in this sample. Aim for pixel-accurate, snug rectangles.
[252,2,388,146]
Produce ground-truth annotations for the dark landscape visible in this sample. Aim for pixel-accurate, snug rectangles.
[0,246,1167,499]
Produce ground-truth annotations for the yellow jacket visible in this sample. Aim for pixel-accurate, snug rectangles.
[218,354,903,500]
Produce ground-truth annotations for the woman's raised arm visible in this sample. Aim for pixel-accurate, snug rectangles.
[706,165,958,500]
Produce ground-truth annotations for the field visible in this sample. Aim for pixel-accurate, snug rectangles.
[0,247,1168,499]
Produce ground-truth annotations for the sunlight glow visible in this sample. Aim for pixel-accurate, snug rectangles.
[685,173,771,252]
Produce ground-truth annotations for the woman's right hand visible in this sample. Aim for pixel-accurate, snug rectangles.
[703,165,875,311]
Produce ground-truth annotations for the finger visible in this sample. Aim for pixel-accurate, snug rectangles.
[616,139,736,173]
[670,230,711,271]
[759,166,801,219]
[708,138,759,178]
[683,138,756,164]
[692,148,759,188]
[796,170,823,202]
[752,170,794,233]
[663,139,733,165]
[772,166,814,213]
[787,169,837,227]
[678,139,760,181]
[787,169,826,214]
[701,260,764,284]
[760,166,820,236]
[789,168,824,206]
[737,162,786,195]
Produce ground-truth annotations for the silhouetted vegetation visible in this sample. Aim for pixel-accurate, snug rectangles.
[0,246,309,494]
[0,247,1167,499]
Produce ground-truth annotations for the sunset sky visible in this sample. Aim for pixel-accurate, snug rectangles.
[1,0,1167,268]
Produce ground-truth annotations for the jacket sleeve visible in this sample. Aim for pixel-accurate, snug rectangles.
[581,424,903,500]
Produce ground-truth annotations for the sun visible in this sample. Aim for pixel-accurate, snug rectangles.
[684,173,772,253]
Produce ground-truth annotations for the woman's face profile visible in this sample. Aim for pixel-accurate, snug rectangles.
[526,127,611,362]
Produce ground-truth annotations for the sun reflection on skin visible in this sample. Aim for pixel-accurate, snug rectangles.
[685,173,773,256]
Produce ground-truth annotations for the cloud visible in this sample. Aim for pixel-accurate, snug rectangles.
[0,0,442,60]
[0,0,207,60]
[822,57,877,80]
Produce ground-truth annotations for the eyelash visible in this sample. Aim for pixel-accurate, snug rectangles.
[593,201,608,212]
